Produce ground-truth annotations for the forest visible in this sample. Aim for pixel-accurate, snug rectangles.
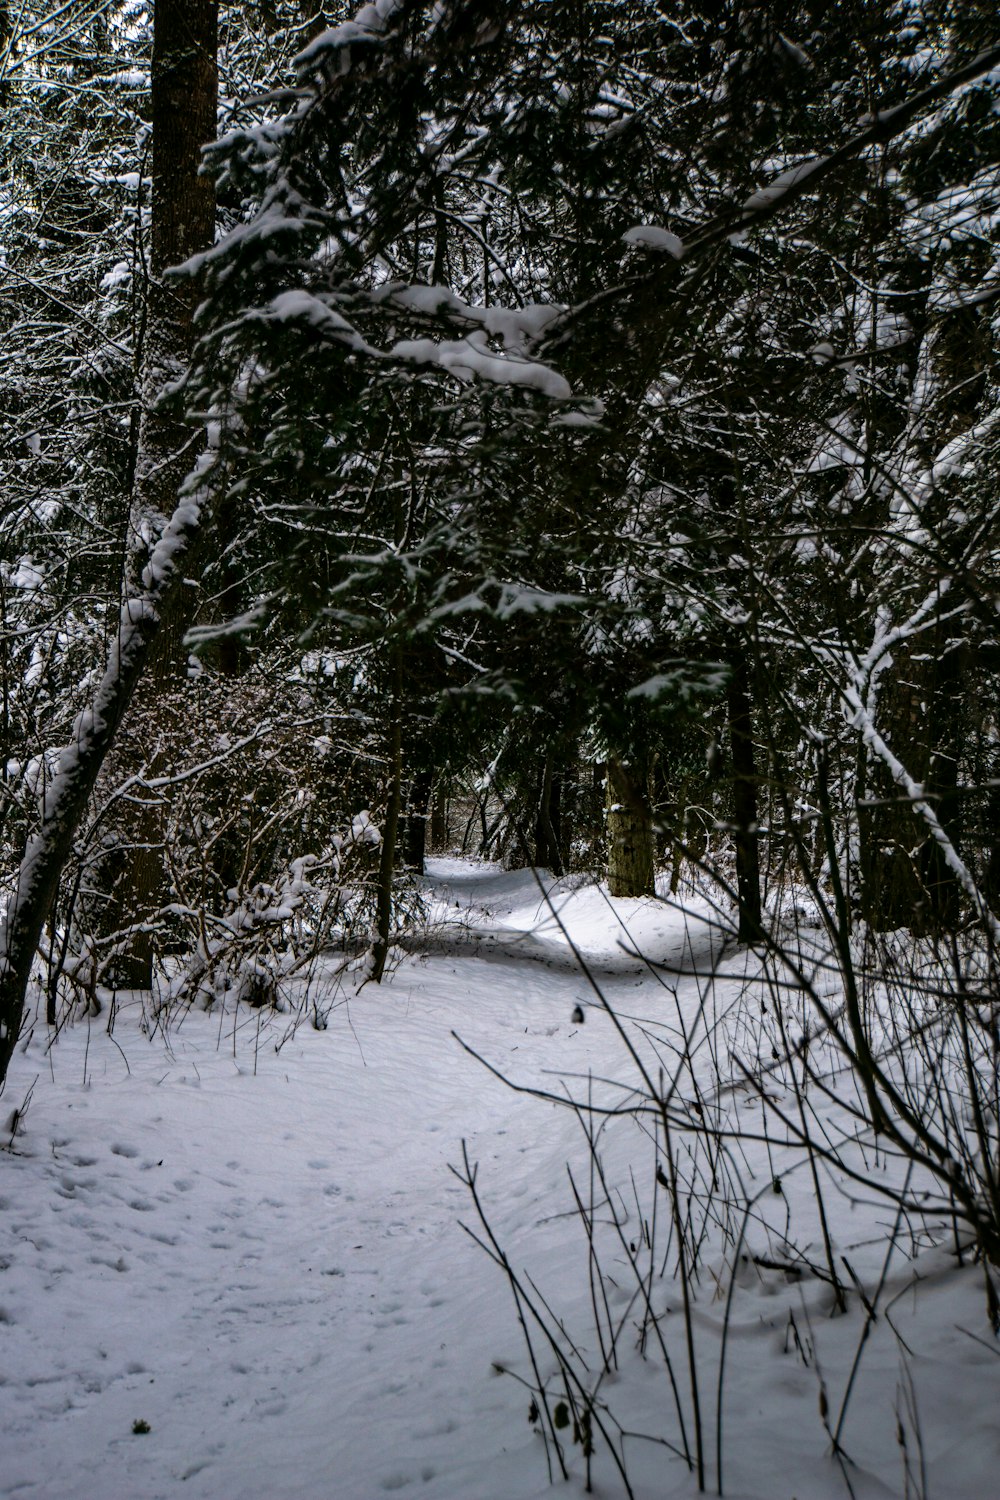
[2,1,1000,1497]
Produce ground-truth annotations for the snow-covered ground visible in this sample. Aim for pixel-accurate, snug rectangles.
[2,860,997,1500]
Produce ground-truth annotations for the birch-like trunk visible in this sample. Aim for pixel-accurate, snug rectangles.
[0,493,209,1087]
[0,0,219,1079]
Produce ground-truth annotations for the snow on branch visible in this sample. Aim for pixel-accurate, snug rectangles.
[622,225,685,257]
[0,457,214,985]
[552,42,1000,358]
[293,0,403,74]
[741,156,829,213]
[382,283,563,354]
[842,587,999,942]
[844,679,1000,943]
[390,332,572,398]
[264,290,382,356]
[707,44,1000,244]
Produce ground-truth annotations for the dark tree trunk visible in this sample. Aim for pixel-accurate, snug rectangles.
[137,0,218,552]
[430,781,448,851]
[403,767,433,874]
[533,753,564,875]
[371,643,404,983]
[726,648,762,943]
[100,0,219,986]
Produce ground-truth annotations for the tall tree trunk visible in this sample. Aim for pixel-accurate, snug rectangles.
[138,0,218,548]
[99,0,218,985]
[533,752,564,875]
[430,780,448,851]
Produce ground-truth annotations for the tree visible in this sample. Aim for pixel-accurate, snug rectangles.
[0,0,218,1079]
[3,0,1000,1093]
[92,0,219,984]
[175,0,1000,935]
[0,0,149,860]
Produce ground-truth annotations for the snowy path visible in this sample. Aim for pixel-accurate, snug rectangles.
[2,862,998,1500]
[2,969,569,1499]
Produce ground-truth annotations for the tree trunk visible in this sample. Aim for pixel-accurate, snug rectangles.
[859,633,966,934]
[0,498,210,1087]
[606,757,655,898]
[371,643,404,983]
[533,752,564,875]
[726,647,763,943]
[0,0,219,1081]
[98,0,218,985]
[430,780,448,851]
[917,640,965,931]
[137,0,218,549]
[403,767,433,874]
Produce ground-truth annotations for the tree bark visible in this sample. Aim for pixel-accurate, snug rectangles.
[533,752,564,875]
[726,648,763,942]
[137,0,218,552]
[98,0,218,985]
[430,780,448,851]
[403,766,433,874]
[371,641,404,983]
[606,757,655,899]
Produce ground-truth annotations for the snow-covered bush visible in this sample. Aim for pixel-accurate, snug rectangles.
[39,664,417,1019]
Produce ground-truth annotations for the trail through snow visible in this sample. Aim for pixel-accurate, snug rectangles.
[1,861,997,1499]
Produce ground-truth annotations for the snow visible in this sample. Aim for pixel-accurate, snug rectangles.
[622,225,685,257]
[390,333,572,399]
[493,584,584,619]
[140,498,204,592]
[742,157,827,212]
[292,0,401,72]
[265,290,378,357]
[3,860,999,1500]
[384,284,563,355]
[99,262,131,294]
